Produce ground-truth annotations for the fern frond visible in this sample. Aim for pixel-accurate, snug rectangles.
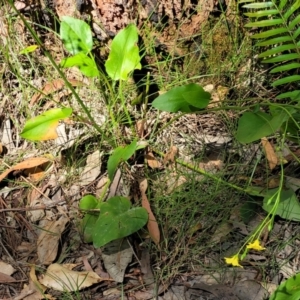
[240,0,300,100]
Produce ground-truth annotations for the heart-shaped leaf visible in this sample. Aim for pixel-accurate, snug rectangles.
[79,195,102,243]
[107,139,137,181]
[105,24,141,80]
[263,188,300,221]
[93,196,148,248]
[152,83,211,113]
[21,108,72,141]
[60,53,99,77]
[235,110,288,144]
[269,273,300,300]
[60,17,93,55]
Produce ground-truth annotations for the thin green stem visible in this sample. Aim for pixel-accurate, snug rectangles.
[152,148,245,192]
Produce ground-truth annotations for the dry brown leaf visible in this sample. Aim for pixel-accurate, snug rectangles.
[0,261,15,276]
[0,271,16,283]
[18,266,51,300]
[30,78,84,106]
[39,263,107,292]
[0,157,51,183]
[24,166,46,182]
[37,216,69,265]
[163,146,178,165]
[261,138,278,170]
[136,119,146,137]
[145,151,161,169]
[79,150,102,186]
[139,178,160,245]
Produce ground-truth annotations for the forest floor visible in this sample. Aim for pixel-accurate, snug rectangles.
[0,0,300,299]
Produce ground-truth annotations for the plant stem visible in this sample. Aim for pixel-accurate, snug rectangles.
[152,148,245,192]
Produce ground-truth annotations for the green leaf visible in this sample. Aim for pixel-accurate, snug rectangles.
[245,19,283,27]
[235,110,288,144]
[252,28,288,39]
[79,195,99,211]
[81,214,98,243]
[151,83,211,113]
[271,63,300,73]
[93,196,148,248]
[263,188,300,221]
[105,24,141,81]
[263,53,300,63]
[243,2,274,8]
[19,45,39,55]
[79,195,102,243]
[256,36,293,47]
[60,53,99,77]
[273,75,300,86]
[276,90,300,100]
[107,139,137,181]
[244,9,278,17]
[269,273,300,300]
[20,108,72,141]
[258,44,297,58]
[60,16,93,55]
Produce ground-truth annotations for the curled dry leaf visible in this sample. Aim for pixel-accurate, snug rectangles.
[163,146,178,165]
[261,138,278,170]
[39,263,108,292]
[139,178,160,245]
[37,216,68,265]
[145,151,161,169]
[30,78,84,106]
[0,157,52,183]
[18,266,49,300]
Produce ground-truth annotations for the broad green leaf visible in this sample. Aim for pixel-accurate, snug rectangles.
[105,24,141,81]
[79,195,102,243]
[60,16,93,55]
[19,45,39,55]
[81,214,98,243]
[93,196,148,248]
[60,53,99,77]
[21,108,72,141]
[79,195,99,211]
[235,110,288,144]
[107,139,137,181]
[263,188,300,221]
[269,273,300,300]
[151,83,211,113]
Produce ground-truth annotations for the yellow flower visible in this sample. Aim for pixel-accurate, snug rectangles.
[246,239,266,251]
[224,254,243,268]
